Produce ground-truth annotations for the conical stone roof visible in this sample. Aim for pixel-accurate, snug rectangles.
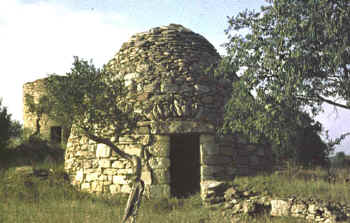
[107,24,231,124]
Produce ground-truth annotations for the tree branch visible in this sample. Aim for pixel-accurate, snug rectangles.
[82,128,133,161]
[317,95,350,110]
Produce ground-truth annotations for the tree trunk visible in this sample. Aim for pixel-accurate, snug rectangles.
[122,156,144,223]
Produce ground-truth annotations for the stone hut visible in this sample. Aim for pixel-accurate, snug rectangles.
[23,24,272,200]
[63,24,272,200]
[23,77,70,144]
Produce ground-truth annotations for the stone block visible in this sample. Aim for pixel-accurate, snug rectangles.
[83,160,92,169]
[112,161,126,169]
[270,200,291,216]
[96,144,111,158]
[200,135,220,155]
[291,203,307,217]
[124,145,142,157]
[153,169,170,184]
[141,135,151,145]
[250,155,260,166]
[219,146,236,156]
[81,183,91,191]
[76,151,90,157]
[110,184,121,194]
[121,184,132,193]
[257,148,265,156]
[201,154,232,165]
[149,157,170,169]
[75,170,84,182]
[141,171,152,185]
[91,182,103,192]
[148,137,170,157]
[98,175,108,181]
[118,168,133,174]
[113,175,128,185]
[103,168,118,175]
[85,172,99,182]
[201,165,225,177]
[98,159,111,168]
[119,135,137,143]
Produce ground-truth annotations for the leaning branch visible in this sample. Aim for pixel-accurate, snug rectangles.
[317,95,350,110]
[82,128,132,161]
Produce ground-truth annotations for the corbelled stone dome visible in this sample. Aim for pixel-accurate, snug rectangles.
[107,23,231,124]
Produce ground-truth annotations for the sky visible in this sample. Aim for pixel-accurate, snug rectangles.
[1,0,349,155]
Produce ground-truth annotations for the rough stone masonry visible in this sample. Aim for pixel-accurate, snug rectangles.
[24,24,273,200]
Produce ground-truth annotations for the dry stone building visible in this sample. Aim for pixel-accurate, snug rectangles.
[23,77,70,144]
[23,24,272,200]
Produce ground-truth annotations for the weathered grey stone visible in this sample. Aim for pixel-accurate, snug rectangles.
[141,171,152,185]
[110,184,121,194]
[91,181,103,192]
[85,172,99,182]
[271,200,291,216]
[113,175,128,185]
[149,157,170,169]
[81,183,91,191]
[98,159,111,168]
[121,184,132,193]
[153,169,170,184]
[201,154,232,165]
[75,170,84,182]
[96,144,111,158]
[201,165,226,177]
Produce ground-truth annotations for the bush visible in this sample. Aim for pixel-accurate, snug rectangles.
[0,99,13,150]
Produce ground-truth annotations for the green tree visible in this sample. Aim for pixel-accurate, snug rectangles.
[0,99,21,150]
[0,99,12,150]
[43,57,144,223]
[220,0,350,161]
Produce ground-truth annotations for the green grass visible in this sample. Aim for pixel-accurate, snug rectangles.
[233,169,350,204]
[1,164,349,223]
[1,140,349,222]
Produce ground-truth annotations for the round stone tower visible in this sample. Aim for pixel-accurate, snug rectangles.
[23,77,70,144]
[64,24,272,201]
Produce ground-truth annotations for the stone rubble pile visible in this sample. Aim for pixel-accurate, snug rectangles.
[206,182,350,223]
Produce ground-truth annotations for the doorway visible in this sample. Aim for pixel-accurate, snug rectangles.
[170,134,200,197]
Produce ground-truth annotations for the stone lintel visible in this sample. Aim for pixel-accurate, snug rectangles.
[137,121,215,134]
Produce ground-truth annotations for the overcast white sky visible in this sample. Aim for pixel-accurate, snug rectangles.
[1,0,349,154]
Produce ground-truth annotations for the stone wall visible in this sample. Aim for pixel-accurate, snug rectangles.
[216,184,350,222]
[23,77,70,144]
[219,135,273,176]
[65,122,273,200]
[65,121,232,198]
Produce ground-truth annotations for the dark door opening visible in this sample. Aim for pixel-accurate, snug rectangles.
[50,126,62,143]
[170,134,200,198]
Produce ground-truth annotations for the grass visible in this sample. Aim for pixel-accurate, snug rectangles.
[233,168,350,204]
[0,141,349,222]
[1,164,349,223]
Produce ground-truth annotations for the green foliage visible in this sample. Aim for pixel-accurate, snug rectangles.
[332,151,347,168]
[225,0,350,110]
[45,57,137,142]
[220,0,350,163]
[0,98,20,150]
